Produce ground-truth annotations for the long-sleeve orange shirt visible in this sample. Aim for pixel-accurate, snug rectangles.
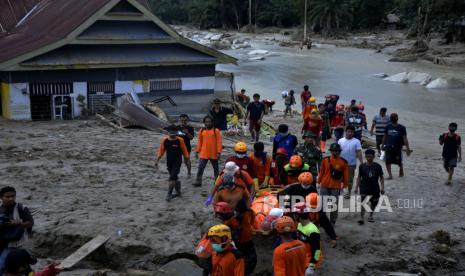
[225,210,254,244]
[196,128,222,160]
[317,156,349,189]
[273,239,307,276]
[249,153,271,184]
[157,137,189,160]
[211,249,245,276]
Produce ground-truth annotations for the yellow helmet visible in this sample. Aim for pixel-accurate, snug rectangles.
[207,224,232,241]
[310,97,316,103]
[234,142,248,153]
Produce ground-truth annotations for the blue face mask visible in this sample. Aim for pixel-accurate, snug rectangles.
[212,243,225,253]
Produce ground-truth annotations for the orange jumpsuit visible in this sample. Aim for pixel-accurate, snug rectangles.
[273,239,307,276]
[249,153,271,184]
[196,128,222,159]
[214,184,250,210]
[211,249,245,276]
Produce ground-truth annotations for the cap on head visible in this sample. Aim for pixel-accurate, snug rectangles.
[270,208,284,217]
[329,143,341,152]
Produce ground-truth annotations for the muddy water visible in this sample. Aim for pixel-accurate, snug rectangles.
[219,44,465,151]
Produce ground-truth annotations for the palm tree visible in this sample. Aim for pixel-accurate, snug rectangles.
[308,0,352,36]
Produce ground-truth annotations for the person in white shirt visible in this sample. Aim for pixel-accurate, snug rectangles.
[338,125,363,198]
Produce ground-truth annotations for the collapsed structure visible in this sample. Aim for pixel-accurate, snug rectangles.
[0,0,236,120]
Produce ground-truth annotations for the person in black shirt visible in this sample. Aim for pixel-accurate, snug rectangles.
[439,122,462,185]
[355,149,385,225]
[178,114,195,176]
[0,186,34,246]
[209,98,234,131]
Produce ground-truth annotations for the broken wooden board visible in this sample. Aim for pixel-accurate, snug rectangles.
[119,97,169,131]
[58,235,110,270]
[144,103,169,122]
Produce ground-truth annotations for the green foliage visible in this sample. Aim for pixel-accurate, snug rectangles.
[148,0,465,36]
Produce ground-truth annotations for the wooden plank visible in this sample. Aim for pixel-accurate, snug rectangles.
[58,235,110,269]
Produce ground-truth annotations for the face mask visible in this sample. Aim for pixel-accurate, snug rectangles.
[212,243,225,253]
[236,153,246,158]
[301,184,312,190]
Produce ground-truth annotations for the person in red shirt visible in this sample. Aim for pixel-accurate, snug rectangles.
[273,216,308,276]
[207,224,245,276]
[269,148,288,187]
[300,85,312,112]
[331,104,345,141]
[225,142,259,191]
[155,125,190,202]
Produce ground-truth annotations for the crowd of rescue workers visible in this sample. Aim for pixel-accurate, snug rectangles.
[0,86,461,275]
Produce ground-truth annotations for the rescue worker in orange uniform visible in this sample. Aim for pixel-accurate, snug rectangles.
[249,142,271,189]
[294,201,323,274]
[302,96,317,120]
[305,193,338,248]
[273,216,307,276]
[207,224,245,276]
[194,116,222,187]
[318,143,349,225]
[214,201,256,275]
[225,142,259,192]
[212,162,250,209]
[280,155,311,186]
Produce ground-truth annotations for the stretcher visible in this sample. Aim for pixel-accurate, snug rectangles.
[251,186,283,235]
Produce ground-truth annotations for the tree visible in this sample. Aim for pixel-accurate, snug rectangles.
[308,0,352,36]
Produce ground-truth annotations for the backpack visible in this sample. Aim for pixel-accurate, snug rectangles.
[326,157,343,181]
[195,234,212,259]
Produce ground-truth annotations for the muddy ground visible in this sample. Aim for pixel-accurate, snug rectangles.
[1,111,464,275]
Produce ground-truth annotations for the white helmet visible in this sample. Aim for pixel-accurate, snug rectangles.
[224,161,239,176]
[269,208,284,217]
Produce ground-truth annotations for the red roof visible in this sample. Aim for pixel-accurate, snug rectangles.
[0,0,153,66]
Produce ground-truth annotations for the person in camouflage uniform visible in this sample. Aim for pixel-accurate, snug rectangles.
[294,131,322,185]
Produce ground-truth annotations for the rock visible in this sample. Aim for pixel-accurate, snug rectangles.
[210,34,223,41]
[204,33,214,40]
[430,230,452,245]
[389,56,418,62]
[372,73,388,78]
[248,49,269,56]
[383,72,431,84]
[433,243,450,254]
[426,77,465,89]
[313,43,336,49]
[127,269,155,276]
[248,56,265,61]
[384,72,409,83]
[158,259,203,276]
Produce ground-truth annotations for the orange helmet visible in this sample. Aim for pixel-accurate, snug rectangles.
[289,155,303,168]
[234,142,248,153]
[306,193,320,209]
[298,172,313,185]
[336,104,345,112]
[274,216,296,233]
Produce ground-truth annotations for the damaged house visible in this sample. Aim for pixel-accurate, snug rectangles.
[0,0,236,120]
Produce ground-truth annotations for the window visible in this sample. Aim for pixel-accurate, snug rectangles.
[149,79,182,92]
[30,83,73,96]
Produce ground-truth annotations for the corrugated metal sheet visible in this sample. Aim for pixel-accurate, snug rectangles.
[0,0,41,32]
[0,0,152,63]
[21,44,217,66]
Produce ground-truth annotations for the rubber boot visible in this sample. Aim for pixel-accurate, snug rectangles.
[166,181,175,202]
[173,180,181,198]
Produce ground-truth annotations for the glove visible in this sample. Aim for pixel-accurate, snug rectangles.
[205,195,213,207]
[249,196,254,205]
[305,267,315,276]
[34,264,62,276]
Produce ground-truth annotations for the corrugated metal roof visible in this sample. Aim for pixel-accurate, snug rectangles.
[21,44,217,67]
[0,0,42,32]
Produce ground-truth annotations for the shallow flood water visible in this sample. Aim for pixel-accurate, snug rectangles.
[219,44,465,152]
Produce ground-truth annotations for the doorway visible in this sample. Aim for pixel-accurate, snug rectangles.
[29,83,73,121]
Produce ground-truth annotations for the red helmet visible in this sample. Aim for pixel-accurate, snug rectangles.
[293,202,310,214]
[214,202,233,214]
[276,148,288,156]
[336,104,345,112]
